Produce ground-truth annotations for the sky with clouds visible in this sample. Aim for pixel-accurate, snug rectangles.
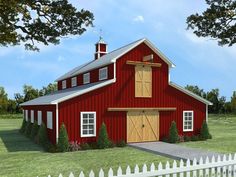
[0,0,235,100]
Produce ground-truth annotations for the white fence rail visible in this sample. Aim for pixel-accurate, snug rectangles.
[45,154,236,177]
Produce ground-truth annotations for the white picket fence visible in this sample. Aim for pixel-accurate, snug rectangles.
[45,154,236,177]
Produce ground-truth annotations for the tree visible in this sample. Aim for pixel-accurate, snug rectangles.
[23,85,39,102]
[200,120,212,140]
[57,123,69,152]
[39,83,57,96]
[231,91,236,113]
[185,85,206,98]
[169,121,179,143]
[97,122,110,149]
[187,0,236,46]
[0,0,94,51]
[206,89,220,113]
[0,87,8,113]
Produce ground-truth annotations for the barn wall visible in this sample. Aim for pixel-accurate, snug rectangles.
[57,64,114,91]
[22,105,57,144]
[58,42,206,144]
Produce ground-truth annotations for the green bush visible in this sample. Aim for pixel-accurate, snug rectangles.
[162,136,169,143]
[169,121,179,143]
[47,143,57,153]
[57,123,69,152]
[97,122,110,149]
[37,122,49,148]
[30,121,39,140]
[191,135,199,141]
[200,120,212,140]
[25,121,32,137]
[184,135,191,142]
[116,140,126,147]
[19,119,27,133]
[80,143,91,150]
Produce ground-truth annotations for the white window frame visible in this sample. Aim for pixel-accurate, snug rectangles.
[99,67,108,81]
[31,110,34,123]
[80,112,96,137]
[183,111,194,132]
[83,73,90,84]
[62,80,67,89]
[25,110,28,121]
[71,77,77,87]
[37,111,42,125]
[47,111,53,129]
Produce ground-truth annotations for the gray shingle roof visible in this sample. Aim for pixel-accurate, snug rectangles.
[20,79,115,106]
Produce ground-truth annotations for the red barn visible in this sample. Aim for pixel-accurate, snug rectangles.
[21,38,212,144]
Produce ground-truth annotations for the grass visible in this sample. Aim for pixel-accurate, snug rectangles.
[181,114,236,153]
[0,114,23,119]
[0,118,171,177]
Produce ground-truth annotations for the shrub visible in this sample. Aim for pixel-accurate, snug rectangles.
[169,121,179,143]
[38,122,49,148]
[97,122,110,149]
[178,135,184,143]
[184,135,191,142]
[19,119,27,133]
[200,120,212,140]
[109,141,116,148]
[162,136,169,143]
[47,143,57,153]
[191,135,199,141]
[80,143,91,150]
[89,142,98,149]
[68,141,81,151]
[116,140,126,147]
[57,123,69,152]
[25,122,32,137]
[30,121,39,140]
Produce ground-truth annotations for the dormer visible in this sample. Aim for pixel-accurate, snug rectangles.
[94,37,107,60]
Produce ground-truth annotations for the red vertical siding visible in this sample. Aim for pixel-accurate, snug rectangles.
[58,43,206,144]
[22,105,57,144]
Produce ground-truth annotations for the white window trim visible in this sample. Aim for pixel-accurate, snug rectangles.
[83,73,90,84]
[62,80,67,89]
[47,111,53,129]
[183,110,194,132]
[80,112,96,137]
[25,110,28,121]
[37,111,42,125]
[99,67,108,81]
[31,110,34,123]
[71,77,77,87]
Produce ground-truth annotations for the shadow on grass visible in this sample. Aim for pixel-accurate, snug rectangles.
[0,129,43,152]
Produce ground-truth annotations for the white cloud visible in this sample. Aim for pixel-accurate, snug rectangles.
[57,55,65,62]
[133,15,144,23]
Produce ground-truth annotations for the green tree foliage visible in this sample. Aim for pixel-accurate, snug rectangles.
[25,121,32,137]
[97,122,110,149]
[169,121,179,143]
[0,87,8,113]
[0,0,94,51]
[38,123,49,148]
[200,120,212,140]
[30,121,39,140]
[19,119,27,133]
[39,83,57,96]
[231,91,236,113]
[187,0,236,46]
[23,85,40,102]
[57,123,69,152]
[185,85,207,98]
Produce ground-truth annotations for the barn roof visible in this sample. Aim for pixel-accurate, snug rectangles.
[170,82,213,105]
[55,38,175,82]
[20,79,115,106]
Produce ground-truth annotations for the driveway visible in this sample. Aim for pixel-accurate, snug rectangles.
[129,142,222,162]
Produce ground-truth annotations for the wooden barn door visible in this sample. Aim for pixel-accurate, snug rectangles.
[127,111,159,143]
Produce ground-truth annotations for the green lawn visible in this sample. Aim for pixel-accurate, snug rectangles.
[0,117,170,177]
[181,114,236,153]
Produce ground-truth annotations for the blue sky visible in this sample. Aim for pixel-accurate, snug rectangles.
[0,0,235,100]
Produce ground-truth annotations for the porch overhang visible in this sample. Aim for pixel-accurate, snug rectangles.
[107,107,176,112]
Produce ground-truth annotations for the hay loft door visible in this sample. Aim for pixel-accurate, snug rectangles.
[127,111,159,143]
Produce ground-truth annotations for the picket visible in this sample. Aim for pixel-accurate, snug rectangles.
[42,153,236,177]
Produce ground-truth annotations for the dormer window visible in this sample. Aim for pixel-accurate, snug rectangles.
[83,73,90,84]
[62,80,67,89]
[71,77,77,87]
[99,67,108,81]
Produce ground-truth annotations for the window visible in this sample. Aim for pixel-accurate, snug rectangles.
[62,80,67,89]
[25,110,28,121]
[37,111,42,125]
[135,65,152,97]
[83,73,90,84]
[31,110,34,123]
[81,112,96,137]
[71,77,77,87]
[47,111,53,129]
[99,67,108,80]
[183,111,193,132]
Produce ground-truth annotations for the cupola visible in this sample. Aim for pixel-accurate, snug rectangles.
[94,37,107,60]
